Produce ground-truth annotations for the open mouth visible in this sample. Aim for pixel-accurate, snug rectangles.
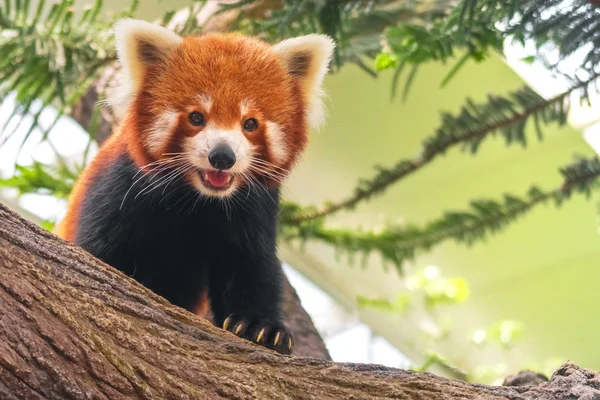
[198,169,234,191]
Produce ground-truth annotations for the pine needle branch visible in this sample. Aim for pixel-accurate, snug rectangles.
[508,0,600,71]
[280,157,600,272]
[285,73,600,224]
[229,0,450,70]
[0,0,138,147]
[378,0,512,96]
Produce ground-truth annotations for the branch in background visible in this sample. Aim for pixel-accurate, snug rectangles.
[230,0,450,71]
[285,74,600,224]
[380,2,506,98]
[446,0,600,84]
[281,0,600,223]
[280,157,600,272]
[509,0,600,71]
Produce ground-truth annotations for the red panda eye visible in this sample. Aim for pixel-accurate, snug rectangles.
[189,111,205,126]
[243,118,258,131]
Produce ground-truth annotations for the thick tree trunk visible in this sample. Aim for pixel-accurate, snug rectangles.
[0,202,599,399]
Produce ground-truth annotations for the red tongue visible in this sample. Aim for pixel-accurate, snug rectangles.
[205,170,231,187]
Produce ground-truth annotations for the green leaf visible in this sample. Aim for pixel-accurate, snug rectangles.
[40,219,56,231]
[374,53,397,71]
[484,320,525,348]
[0,161,77,199]
[357,294,410,313]
[520,55,536,64]
[440,52,470,88]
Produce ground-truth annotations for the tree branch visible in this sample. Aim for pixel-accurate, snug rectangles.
[1,201,599,399]
[287,74,600,224]
[282,157,600,270]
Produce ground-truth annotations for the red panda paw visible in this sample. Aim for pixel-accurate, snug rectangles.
[223,313,293,355]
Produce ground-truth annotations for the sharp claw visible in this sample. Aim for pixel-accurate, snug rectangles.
[273,331,281,346]
[256,328,266,343]
[234,322,244,335]
[288,337,292,350]
[223,316,232,331]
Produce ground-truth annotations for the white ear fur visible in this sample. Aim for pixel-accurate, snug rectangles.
[110,19,182,116]
[272,34,335,129]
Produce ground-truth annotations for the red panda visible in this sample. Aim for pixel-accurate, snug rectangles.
[54,18,334,354]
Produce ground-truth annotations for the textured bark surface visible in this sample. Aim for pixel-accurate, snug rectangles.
[1,202,600,399]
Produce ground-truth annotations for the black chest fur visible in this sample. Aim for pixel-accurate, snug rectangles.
[76,153,282,316]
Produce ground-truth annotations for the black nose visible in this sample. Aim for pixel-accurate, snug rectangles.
[208,144,236,170]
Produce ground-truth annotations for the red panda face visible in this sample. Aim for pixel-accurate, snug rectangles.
[112,20,334,198]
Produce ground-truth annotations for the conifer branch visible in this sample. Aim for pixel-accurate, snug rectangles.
[229,0,449,69]
[508,0,600,70]
[280,157,600,272]
[286,74,600,224]
[0,0,138,147]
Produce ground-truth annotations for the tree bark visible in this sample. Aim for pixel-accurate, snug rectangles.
[0,202,599,399]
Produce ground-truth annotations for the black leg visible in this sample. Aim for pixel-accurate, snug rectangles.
[209,254,293,355]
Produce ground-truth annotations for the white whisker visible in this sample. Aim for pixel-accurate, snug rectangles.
[248,157,287,172]
[135,162,192,199]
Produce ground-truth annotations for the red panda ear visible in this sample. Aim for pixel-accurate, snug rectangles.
[110,19,182,115]
[272,34,335,129]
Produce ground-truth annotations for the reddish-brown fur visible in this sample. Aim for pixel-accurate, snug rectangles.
[131,33,307,176]
[55,130,126,242]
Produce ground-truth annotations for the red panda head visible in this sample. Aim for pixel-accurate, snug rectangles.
[111,19,334,198]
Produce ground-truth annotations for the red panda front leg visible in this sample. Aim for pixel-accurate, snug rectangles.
[209,255,293,355]
[222,313,293,355]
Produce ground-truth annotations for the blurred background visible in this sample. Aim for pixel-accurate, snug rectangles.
[1,0,599,385]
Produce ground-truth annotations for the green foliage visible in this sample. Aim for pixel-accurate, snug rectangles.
[374,52,396,71]
[282,156,600,272]
[355,265,529,381]
[230,0,447,71]
[283,74,597,225]
[412,351,452,373]
[508,0,600,71]
[0,161,78,199]
[356,265,525,381]
[356,293,409,313]
[357,265,469,313]
[472,320,525,349]
[406,266,470,309]
[40,219,56,231]
[376,0,512,97]
[0,0,138,151]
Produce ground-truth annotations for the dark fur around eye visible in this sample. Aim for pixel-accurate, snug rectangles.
[243,118,258,131]
[189,111,205,126]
